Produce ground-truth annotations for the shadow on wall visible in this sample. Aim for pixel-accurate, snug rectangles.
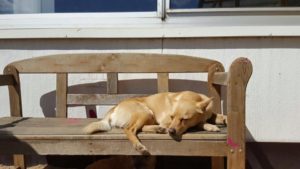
[1,38,300,51]
[0,39,162,50]
[39,79,211,118]
[163,37,300,50]
[246,128,275,169]
[246,128,300,169]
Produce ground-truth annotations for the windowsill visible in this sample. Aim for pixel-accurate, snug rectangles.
[1,25,300,39]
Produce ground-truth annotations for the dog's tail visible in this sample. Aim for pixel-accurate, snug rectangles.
[83,107,114,134]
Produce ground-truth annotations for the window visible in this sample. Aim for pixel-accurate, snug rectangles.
[56,0,157,13]
[170,0,300,9]
[1,0,300,15]
[1,0,300,38]
[0,0,157,14]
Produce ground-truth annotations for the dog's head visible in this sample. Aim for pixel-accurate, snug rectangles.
[168,97,213,140]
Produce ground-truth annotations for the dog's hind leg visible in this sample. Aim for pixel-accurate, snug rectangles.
[124,127,149,155]
[124,118,152,155]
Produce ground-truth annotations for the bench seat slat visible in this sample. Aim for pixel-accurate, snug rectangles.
[0,117,226,140]
[0,138,228,156]
[0,117,227,156]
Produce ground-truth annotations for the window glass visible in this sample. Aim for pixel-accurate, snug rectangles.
[0,0,157,14]
[170,0,300,9]
[55,0,157,13]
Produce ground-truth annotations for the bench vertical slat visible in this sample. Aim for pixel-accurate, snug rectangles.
[107,73,118,94]
[157,73,169,92]
[56,73,68,118]
[208,63,224,115]
[208,63,225,169]
[4,66,26,169]
[227,58,252,169]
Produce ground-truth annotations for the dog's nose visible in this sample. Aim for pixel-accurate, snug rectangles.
[168,128,176,135]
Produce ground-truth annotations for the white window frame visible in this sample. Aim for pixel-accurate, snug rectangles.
[164,0,300,37]
[1,0,300,39]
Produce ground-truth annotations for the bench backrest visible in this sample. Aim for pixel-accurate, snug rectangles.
[3,53,225,118]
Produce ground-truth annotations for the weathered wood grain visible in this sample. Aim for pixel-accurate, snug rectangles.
[0,139,227,156]
[107,73,118,94]
[67,94,148,105]
[227,58,252,169]
[3,66,25,169]
[0,117,227,140]
[157,73,169,92]
[212,72,228,86]
[208,63,225,169]
[0,117,227,156]
[13,154,26,169]
[56,73,68,118]
[0,54,252,169]
[208,63,225,115]
[3,66,22,117]
[0,75,14,86]
[8,53,220,73]
[0,128,227,140]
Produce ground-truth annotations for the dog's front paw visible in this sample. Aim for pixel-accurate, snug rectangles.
[156,126,167,134]
[203,124,220,132]
[134,143,150,155]
[209,125,220,132]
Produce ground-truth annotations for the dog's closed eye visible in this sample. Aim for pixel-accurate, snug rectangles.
[182,115,191,120]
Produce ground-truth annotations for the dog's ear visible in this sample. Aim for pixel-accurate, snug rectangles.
[196,97,214,113]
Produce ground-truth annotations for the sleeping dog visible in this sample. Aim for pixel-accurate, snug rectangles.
[83,91,226,155]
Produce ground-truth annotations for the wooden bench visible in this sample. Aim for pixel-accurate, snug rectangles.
[0,53,252,169]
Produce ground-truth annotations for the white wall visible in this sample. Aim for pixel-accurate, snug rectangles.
[0,37,299,142]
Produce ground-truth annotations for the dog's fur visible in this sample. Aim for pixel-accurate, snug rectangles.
[83,91,226,155]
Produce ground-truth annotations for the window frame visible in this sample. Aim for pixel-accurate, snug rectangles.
[1,0,300,39]
[166,0,300,11]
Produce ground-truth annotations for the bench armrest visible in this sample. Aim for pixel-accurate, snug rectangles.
[226,57,252,167]
[0,74,15,86]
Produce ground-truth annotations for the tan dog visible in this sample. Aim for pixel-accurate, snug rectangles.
[83,91,225,155]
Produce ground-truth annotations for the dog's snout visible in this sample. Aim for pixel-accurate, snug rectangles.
[168,128,176,135]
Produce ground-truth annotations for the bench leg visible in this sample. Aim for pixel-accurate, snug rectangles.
[13,154,26,169]
[227,150,245,169]
[211,157,224,169]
